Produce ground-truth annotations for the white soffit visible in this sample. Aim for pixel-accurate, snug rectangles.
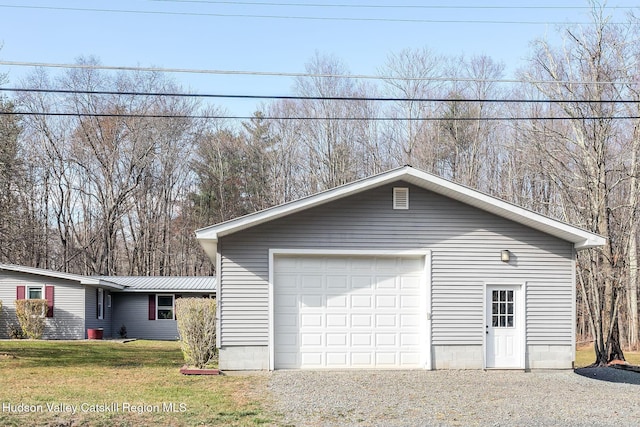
[195,166,605,250]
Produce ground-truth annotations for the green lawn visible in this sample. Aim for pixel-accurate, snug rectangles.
[0,340,273,426]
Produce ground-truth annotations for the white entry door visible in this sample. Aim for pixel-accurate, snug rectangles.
[486,285,523,369]
[273,255,427,369]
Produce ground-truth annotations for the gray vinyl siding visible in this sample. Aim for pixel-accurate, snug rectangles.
[84,286,113,338]
[0,271,86,339]
[110,293,211,340]
[219,182,574,347]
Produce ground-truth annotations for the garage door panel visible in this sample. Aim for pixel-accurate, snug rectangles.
[351,314,372,327]
[352,295,372,308]
[327,275,348,289]
[276,313,297,327]
[301,333,322,346]
[276,274,297,288]
[327,295,347,307]
[301,314,322,327]
[326,333,347,346]
[301,352,322,366]
[301,294,323,307]
[352,276,373,288]
[376,352,398,365]
[375,314,397,327]
[301,275,322,288]
[274,255,426,369]
[351,353,372,365]
[327,314,347,327]
[401,314,420,327]
[376,275,397,289]
[352,333,371,346]
[376,295,397,308]
[276,333,298,346]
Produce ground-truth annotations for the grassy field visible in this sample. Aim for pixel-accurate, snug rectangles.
[0,340,273,426]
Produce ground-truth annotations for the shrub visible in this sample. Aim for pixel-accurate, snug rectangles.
[9,324,25,339]
[14,299,48,339]
[118,324,127,339]
[175,298,217,369]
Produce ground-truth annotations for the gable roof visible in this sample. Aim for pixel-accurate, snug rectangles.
[100,276,216,293]
[0,264,124,290]
[196,165,605,259]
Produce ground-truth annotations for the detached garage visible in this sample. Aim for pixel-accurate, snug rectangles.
[196,166,605,371]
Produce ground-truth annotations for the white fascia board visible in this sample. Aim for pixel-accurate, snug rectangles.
[94,280,126,290]
[195,165,606,251]
[403,168,606,250]
[195,166,410,240]
[0,263,124,289]
[119,288,216,293]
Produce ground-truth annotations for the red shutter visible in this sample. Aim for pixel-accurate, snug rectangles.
[148,294,156,320]
[45,285,54,318]
[16,286,25,300]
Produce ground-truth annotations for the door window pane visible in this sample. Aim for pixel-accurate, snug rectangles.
[491,289,515,328]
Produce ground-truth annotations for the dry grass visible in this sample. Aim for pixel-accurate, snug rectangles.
[575,345,640,368]
[0,340,272,426]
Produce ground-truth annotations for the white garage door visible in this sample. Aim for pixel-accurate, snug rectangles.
[274,255,426,369]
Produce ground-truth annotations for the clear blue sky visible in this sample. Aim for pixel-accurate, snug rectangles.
[0,1,636,116]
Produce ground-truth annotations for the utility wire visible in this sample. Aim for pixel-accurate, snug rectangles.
[0,3,626,24]
[2,87,639,104]
[1,111,638,121]
[1,61,638,86]
[149,1,635,11]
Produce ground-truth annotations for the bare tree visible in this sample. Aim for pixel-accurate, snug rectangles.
[522,5,629,364]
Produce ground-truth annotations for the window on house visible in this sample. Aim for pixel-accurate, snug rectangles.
[157,295,174,320]
[27,286,43,299]
[97,288,104,320]
[491,290,515,328]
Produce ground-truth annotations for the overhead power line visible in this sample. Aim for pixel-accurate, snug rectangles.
[2,86,639,104]
[149,1,635,11]
[2,111,639,121]
[1,61,638,86]
[0,3,627,25]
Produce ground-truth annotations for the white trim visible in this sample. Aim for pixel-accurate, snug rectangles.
[216,244,222,349]
[97,288,104,320]
[196,166,605,251]
[268,248,432,371]
[0,263,123,288]
[483,281,526,370]
[393,187,409,210]
[119,289,215,293]
[27,285,43,300]
[156,294,175,321]
[571,248,577,365]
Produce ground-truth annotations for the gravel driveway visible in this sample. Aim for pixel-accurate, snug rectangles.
[264,368,640,426]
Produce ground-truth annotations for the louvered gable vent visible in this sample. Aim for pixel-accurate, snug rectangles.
[393,187,409,210]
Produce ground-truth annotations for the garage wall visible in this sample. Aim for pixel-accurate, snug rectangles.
[219,182,574,350]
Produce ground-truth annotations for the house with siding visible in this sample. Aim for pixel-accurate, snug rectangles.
[196,165,605,371]
[0,264,215,340]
